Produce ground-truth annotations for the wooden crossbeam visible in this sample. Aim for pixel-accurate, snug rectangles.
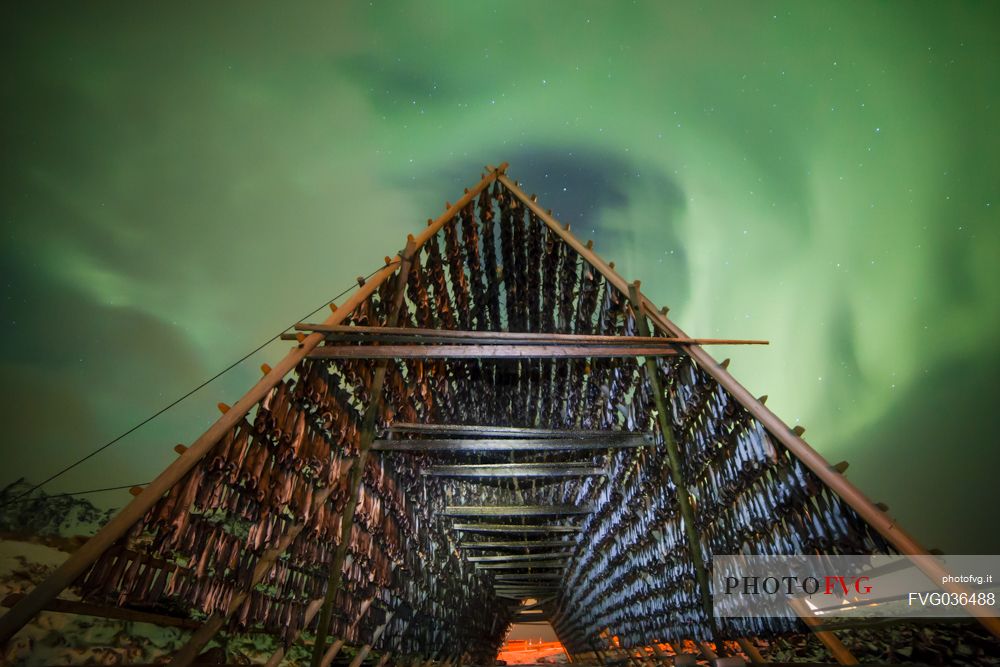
[476,561,568,570]
[294,323,767,347]
[307,344,678,359]
[513,613,550,622]
[452,524,581,534]
[423,463,605,478]
[0,593,199,630]
[493,573,564,581]
[458,540,573,549]
[388,423,636,438]
[373,435,649,452]
[467,552,574,562]
[441,505,591,517]
[516,596,556,611]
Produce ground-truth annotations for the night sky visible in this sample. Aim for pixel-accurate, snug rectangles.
[3,0,999,565]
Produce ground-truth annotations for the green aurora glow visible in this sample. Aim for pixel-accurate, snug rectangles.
[2,2,999,555]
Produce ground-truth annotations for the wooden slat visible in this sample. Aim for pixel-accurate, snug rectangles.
[476,561,568,570]
[441,505,591,517]
[423,463,605,478]
[458,540,574,549]
[467,552,574,562]
[373,435,649,452]
[293,323,767,346]
[389,423,636,438]
[1,593,200,630]
[451,524,581,534]
[307,344,677,359]
[493,573,564,581]
[515,596,556,611]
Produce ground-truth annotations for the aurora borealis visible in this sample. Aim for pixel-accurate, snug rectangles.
[2,0,999,558]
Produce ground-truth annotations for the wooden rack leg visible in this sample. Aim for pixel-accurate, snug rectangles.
[696,641,718,661]
[265,597,374,667]
[736,638,766,665]
[311,244,415,667]
[788,598,858,665]
[319,639,347,667]
[628,283,719,645]
[344,613,396,667]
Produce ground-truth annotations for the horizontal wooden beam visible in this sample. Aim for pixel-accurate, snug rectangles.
[467,552,574,562]
[441,505,591,517]
[389,423,639,438]
[294,323,767,347]
[452,524,581,534]
[476,561,568,570]
[373,435,649,452]
[493,573,565,581]
[516,597,556,611]
[458,540,574,549]
[307,344,677,359]
[0,593,200,630]
[423,463,605,478]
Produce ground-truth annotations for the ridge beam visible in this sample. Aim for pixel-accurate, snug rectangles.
[423,463,605,478]
[441,505,591,517]
[373,435,648,452]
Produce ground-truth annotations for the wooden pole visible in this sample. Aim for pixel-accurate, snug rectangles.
[0,165,507,650]
[628,283,718,644]
[496,170,1000,641]
[306,343,677,359]
[696,640,718,661]
[295,322,767,347]
[264,596,375,667]
[736,638,767,666]
[347,612,395,667]
[787,598,859,665]
[310,242,415,667]
[319,639,347,667]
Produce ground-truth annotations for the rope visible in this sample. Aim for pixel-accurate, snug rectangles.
[0,260,399,508]
[0,483,152,504]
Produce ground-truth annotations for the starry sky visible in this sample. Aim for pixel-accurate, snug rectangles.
[2,0,999,570]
